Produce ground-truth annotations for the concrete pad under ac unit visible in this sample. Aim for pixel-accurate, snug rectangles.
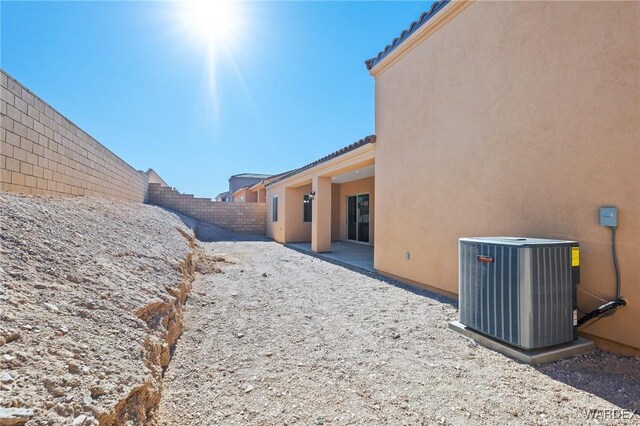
[448,321,596,365]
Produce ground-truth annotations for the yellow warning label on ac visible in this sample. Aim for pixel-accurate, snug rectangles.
[571,247,580,267]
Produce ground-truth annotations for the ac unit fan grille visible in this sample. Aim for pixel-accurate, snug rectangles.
[460,243,520,344]
[459,239,576,349]
[531,246,573,347]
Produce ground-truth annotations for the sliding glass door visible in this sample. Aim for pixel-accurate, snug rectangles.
[346,194,370,243]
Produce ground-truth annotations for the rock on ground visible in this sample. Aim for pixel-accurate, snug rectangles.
[158,240,640,425]
[0,407,33,425]
[0,193,196,425]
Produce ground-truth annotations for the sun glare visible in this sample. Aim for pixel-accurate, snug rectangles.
[175,0,249,110]
[183,0,240,48]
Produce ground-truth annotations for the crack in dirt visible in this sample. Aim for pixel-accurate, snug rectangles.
[99,230,197,425]
[105,229,232,425]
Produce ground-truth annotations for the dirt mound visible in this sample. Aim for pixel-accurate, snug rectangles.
[0,193,196,425]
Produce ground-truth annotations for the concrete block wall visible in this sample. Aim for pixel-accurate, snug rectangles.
[146,168,169,187]
[0,69,148,202]
[148,183,266,234]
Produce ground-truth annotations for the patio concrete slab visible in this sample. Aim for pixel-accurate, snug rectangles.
[448,320,596,365]
[287,241,374,272]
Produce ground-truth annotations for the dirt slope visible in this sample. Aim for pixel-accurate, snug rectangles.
[0,193,195,425]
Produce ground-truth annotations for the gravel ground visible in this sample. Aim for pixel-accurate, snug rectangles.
[158,240,640,426]
[0,193,195,425]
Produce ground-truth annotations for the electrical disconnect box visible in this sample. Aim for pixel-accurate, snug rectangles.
[599,207,618,228]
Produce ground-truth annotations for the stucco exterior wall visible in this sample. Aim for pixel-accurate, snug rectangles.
[266,184,313,243]
[284,184,312,243]
[338,176,375,245]
[373,1,639,352]
[233,188,258,203]
[257,188,266,203]
[266,185,285,242]
[331,183,341,241]
[1,70,149,202]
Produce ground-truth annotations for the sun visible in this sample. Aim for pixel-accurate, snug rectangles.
[181,0,241,50]
[174,0,249,111]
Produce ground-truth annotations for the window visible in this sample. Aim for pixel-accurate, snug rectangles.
[303,194,312,222]
[272,196,278,222]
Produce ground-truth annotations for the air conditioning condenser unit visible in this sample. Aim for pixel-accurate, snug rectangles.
[458,237,580,350]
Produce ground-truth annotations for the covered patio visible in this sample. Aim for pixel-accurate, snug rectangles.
[287,241,374,272]
[265,136,376,258]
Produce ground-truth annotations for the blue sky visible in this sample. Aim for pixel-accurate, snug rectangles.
[1,1,432,197]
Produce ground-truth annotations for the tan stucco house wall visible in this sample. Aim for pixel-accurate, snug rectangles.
[283,184,312,243]
[266,184,286,242]
[232,187,258,203]
[370,1,639,353]
[331,183,341,241]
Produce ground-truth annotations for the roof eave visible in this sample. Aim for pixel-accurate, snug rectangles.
[266,135,376,188]
[365,0,464,74]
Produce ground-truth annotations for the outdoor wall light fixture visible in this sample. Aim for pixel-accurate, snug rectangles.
[309,191,316,201]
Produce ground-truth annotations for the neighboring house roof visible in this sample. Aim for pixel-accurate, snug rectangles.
[228,173,272,180]
[248,171,291,191]
[215,191,229,200]
[231,184,253,197]
[365,0,450,71]
[266,135,376,187]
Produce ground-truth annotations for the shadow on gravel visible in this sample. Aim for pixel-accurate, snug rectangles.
[285,241,640,413]
[192,224,269,243]
[285,243,458,309]
[158,207,269,243]
[535,350,640,412]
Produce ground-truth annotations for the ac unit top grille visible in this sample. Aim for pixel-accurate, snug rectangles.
[461,237,578,247]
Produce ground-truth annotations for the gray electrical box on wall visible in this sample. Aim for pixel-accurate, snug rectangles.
[599,207,618,228]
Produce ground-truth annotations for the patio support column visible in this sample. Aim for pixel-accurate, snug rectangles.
[311,175,332,253]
